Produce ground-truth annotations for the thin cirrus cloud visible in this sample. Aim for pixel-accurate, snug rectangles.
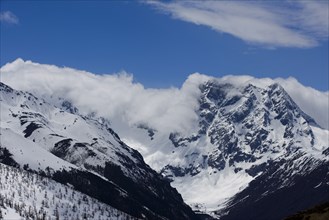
[147,0,328,48]
[0,11,19,24]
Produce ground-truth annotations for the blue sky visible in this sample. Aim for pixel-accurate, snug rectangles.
[1,1,328,91]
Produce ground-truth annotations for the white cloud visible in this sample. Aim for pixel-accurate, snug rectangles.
[294,1,329,39]
[0,59,328,133]
[146,0,328,48]
[275,77,329,130]
[0,11,19,24]
[0,59,202,134]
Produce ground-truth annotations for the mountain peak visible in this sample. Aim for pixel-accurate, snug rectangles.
[156,79,326,214]
[0,82,198,219]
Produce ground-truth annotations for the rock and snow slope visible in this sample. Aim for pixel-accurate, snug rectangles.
[0,82,197,220]
[1,59,328,219]
[0,163,135,220]
[128,80,329,217]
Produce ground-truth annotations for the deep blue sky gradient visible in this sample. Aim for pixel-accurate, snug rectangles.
[1,1,328,90]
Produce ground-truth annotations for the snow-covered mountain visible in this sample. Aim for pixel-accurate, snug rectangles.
[0,82,198,220]
[1,59,328,219]
[120,79,329,218]
[0,163,134,220]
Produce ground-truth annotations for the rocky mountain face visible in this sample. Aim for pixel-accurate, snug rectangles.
[163,81,322,178]
[1,77,328,220]
[0,82,198,220]
[219,158,329,220]
[122,79,328,218]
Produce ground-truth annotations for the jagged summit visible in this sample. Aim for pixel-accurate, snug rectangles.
[123,79,328,216]
[162,80,324,176]
[1,76,328,219]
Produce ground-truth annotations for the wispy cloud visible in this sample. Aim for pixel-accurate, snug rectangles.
[0,11,19,24]
[294,1,329,40]
[147,0,328,48]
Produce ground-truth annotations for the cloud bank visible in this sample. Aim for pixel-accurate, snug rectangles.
[0,11,19,24]
[0,59,204,134]
[0,59,328,132]
[147,0,328,48]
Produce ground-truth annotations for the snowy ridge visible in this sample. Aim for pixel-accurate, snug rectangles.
[1,67,328,219]
[111,80,328,215]
[0,163,137,220]
[0,81,141,177]
[0,82,198,220]
[219,156,329,220]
